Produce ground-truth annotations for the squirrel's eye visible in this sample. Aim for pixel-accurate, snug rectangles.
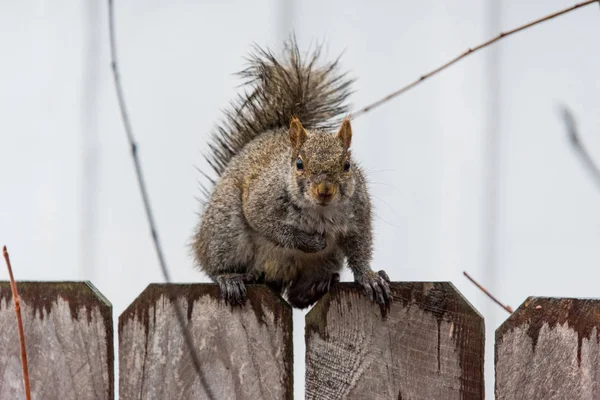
[343,160,351,171]
[296,158,304,170]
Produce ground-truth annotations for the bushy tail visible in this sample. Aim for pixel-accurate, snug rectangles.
[204,39,354,178]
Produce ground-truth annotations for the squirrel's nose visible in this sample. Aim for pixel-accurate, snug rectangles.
[316,182,335,199]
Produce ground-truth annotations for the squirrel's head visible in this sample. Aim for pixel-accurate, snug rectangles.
[288,117,355,207]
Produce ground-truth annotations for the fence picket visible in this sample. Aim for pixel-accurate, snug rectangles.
[305,282,485,400]
[0,281,114,400]
[118,283,293,400]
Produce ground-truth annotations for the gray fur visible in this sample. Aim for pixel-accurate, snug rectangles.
[193,41,391,308]
[204,38,354,179]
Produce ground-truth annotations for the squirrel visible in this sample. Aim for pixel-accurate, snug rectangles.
[192,39,392,309]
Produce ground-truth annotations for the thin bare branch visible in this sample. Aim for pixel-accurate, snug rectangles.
[351,0,600,118]
[107,2,215,398]
[3,246,31,400]
[463,271,513,314]
[560,106,600,191]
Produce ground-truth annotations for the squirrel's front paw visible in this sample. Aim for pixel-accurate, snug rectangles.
[355,270,392,306]
[216,274,248,306]
[297,232,327,253]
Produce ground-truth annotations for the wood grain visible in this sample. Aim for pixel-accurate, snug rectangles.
[305,282,484,400]
[496,297,600,400]
[118,284,293,400]
[0,281,114,400]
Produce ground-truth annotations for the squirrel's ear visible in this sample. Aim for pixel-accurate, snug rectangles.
[289,116,307,149]
[336,118,352,150]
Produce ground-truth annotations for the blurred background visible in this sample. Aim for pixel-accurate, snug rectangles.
[1,0,599,398]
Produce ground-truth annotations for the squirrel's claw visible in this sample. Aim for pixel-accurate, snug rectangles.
[217,275,248,307]
[378,270,391,283]
[356,270,393,307]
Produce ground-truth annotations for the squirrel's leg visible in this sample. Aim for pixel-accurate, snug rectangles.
[342,232,393,307]
[285,271,340,309]
[194,182,258,306]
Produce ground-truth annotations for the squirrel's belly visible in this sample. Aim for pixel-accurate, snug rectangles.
[253,237,342,282]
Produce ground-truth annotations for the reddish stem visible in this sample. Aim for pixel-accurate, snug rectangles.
[463,270,513,314]
[352,0,600,118]
[3,246,31,400]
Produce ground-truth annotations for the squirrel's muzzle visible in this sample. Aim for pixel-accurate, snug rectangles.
[313,181,337,205]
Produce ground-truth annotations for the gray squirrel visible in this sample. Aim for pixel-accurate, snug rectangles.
[192,40,392,308]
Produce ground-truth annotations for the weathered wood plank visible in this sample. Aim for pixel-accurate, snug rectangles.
[496,297,600,400]
[305,282,484,400]
[0,281,114,400]
[118,284,293,400]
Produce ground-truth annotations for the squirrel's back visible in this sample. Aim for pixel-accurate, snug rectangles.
[203,39,354,183]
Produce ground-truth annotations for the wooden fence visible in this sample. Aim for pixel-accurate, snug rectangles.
[0,281,598,399]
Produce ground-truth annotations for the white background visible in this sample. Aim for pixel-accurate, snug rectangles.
[1,0,599,398]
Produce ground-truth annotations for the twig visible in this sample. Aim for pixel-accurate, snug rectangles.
[351,0,600,118]
[3,246,31,400]
[560,106,600,191]
[107,2,215,399]
[463,271,513,314]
